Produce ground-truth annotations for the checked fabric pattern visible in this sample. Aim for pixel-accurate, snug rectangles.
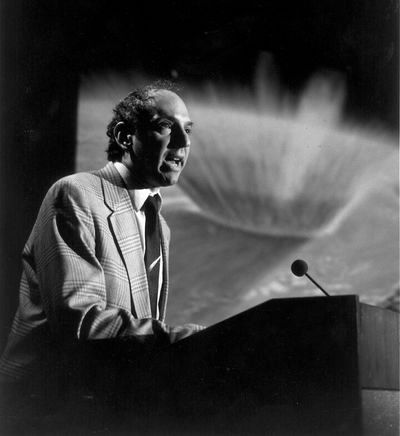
[0,163,171,381]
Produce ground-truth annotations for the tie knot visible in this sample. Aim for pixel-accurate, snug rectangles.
[143,194,161,214]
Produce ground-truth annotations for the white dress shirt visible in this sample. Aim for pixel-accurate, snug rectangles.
[113,162,163,316]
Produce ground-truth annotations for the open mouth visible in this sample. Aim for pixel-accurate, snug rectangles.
[164,155,184,171]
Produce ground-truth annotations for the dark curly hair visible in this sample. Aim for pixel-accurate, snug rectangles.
[106,80,179,161]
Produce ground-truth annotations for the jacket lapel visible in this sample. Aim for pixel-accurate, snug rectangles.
[158,215,170,322]
[96,163,152,319]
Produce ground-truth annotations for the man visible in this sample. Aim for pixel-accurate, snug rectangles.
[0,83,203,388]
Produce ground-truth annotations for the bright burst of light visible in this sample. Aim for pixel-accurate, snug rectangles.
[180,55,397,237]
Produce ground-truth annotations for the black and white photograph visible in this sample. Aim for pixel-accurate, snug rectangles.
[0,1,398,435]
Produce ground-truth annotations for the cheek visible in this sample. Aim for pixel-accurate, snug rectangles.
[144,143,168,169]
[149,139,169,158]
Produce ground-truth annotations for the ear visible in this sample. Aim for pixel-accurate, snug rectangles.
[113,122,134,151]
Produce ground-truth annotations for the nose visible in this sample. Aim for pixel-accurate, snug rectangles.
[170,124,190,149]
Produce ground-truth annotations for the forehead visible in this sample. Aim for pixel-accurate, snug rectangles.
[149,90,191,121]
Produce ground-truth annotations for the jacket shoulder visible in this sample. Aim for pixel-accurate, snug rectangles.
[47,170,105,203]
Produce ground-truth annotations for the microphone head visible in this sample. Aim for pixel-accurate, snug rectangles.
[291,259,309,277]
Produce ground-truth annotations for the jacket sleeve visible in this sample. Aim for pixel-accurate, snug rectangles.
[34,179,202,347]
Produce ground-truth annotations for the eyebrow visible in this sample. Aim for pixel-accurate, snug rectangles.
[152,114,193,126]
[175,116,193,126]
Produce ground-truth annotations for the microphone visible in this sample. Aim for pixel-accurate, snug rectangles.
[291,259,330,297]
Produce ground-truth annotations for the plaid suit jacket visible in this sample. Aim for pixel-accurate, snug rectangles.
[0,162,172,381]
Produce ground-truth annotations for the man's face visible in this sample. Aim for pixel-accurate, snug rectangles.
[128,90,193,188]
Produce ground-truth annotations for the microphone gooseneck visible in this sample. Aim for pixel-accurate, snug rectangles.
[290,259,330,297]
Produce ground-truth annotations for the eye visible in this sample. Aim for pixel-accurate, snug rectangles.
[185,126,193,135]
[155,120,173,134]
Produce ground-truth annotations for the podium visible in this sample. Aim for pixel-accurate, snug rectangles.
[25,295,398,436]
[140,295,399,435]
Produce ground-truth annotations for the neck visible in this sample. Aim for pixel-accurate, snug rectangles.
[118,158,159,191]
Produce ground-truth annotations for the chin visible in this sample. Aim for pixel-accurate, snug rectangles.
[160,173,181,187]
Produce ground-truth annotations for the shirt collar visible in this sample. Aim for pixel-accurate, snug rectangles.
[113,162,161,212]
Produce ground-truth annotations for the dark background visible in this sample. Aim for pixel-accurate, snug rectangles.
[0,0,398,349]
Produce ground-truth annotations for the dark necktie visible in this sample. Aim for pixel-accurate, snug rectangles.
[142,195,161,318]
